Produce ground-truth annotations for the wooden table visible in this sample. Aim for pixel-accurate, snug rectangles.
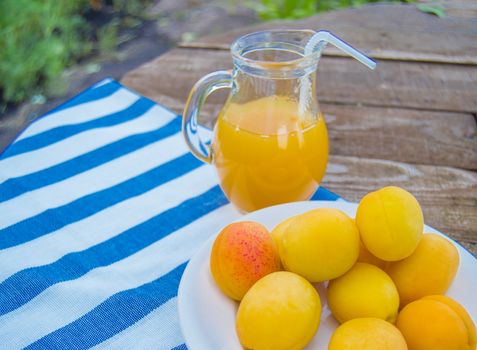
[121,4,477,255]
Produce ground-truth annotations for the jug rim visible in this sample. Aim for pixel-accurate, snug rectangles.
[230,29,320,74]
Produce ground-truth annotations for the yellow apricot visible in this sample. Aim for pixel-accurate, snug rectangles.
[270,215,296,259]
[356,186,423,261]
[236,271,321,350]
[279,208,360,282]
[422,295,476,350]
[353,217,387,268]
[396,299,470,350]
[210,221,281,301]
[328,318,408,350]
[327,263,400,324]
[387,233,459,306]
[357,239,388,270]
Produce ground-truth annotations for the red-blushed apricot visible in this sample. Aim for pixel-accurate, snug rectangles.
[210,221,281,300]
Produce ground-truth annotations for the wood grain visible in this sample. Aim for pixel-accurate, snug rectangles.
[321,104,477,170]
[180,4,477,65]
[324,155,477,255]
[122,48,477,113]
[121,48,477,169]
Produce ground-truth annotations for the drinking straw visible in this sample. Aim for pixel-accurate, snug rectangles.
[298,30,376,117]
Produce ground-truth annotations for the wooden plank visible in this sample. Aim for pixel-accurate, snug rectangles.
[323,155,477,255]
[121,49,477,169]
[121,48,477,113]
[122,54,477,169]
[321,104,477,170]
[180,4,477,65]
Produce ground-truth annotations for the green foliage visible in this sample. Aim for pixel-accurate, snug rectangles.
[416,3,445,18]
[98,19,120,54]
[253,0,316,20]
[0,0,91,104]
[0,0,153,106]
[251,0,412,20]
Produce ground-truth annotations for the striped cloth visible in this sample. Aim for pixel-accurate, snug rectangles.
[0,78,341,349]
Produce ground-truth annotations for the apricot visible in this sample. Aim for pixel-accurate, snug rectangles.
[328,318,408,350]
[356,186,423,261]
[327,263,400,324]
[236,271,321,350]
[353,217,387,269]
[396,297,475,350]
[278,208,360,282]
[422,295,476,350]
[386,233,460,306]
[357,239,388,270]
[270,215,296,259]
[210,221,281,301]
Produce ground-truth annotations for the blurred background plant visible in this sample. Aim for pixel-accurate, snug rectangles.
[0,0,89,106]
[248,0,416,20]
[0,0,443,112]
[0,0,154,111]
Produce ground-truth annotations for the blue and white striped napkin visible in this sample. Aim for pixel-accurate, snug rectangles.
[0,78,341,349]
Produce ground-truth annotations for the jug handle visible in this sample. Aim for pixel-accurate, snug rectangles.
[182,70,232,164]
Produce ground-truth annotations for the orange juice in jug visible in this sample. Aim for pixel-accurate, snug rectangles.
[213,95,328,213]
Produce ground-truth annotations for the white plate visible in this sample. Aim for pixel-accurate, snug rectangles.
[178,201,477,350]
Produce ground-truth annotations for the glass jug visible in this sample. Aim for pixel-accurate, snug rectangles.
[183,30,339,213]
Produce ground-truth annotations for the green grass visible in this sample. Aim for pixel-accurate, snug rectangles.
[250,0,413,20]
[0,0,91,105]
[0,0,153,108]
